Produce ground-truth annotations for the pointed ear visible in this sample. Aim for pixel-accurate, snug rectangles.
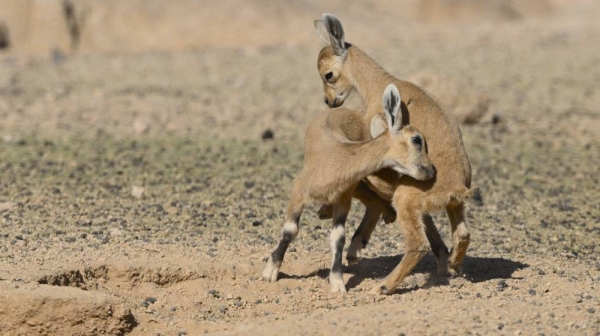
[370,114,387,139]
[314,20,331,45]
[383,84,402,134]
[323,13,346,56]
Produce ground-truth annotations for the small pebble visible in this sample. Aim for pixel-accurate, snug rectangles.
[497,280,508,291]
[261,129,274,140]
[587,307,595,314]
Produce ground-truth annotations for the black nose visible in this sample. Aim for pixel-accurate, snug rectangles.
[429,165,437,177]
[324,97,329,105]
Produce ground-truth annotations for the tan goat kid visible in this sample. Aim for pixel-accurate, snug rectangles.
[314,14,482,295]
[262,84,435,293]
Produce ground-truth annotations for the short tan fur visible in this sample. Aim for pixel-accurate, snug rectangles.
[262,84,435,293]
[314,14,482,295]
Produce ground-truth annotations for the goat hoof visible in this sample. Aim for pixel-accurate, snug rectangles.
[369,283,391,295]
[346,256,359,266]
[449,263,464,275]
[329,278,347,293]
[261,257,280,282]
[437,268,450,277]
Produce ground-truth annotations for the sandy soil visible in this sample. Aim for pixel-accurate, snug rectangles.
[0,1,599,335]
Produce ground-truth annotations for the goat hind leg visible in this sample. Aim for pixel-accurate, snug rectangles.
[347,181,388,264]
[346,205,382,265]
[423,214,449,276]
[329,192,352,293]
[447,204,470,273]
[370,206,429,295]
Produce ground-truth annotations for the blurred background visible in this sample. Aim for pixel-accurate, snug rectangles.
[0,0,598,141]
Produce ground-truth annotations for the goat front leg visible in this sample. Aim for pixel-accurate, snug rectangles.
[329,192,352,293]
[447,203,470,273]
[262,181,305,282]
[370,197,429,295]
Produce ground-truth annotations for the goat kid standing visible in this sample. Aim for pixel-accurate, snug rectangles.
[263,84,435,293]
[314,14,482,295]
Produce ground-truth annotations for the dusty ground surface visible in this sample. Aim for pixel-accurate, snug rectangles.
[1,1,600,335]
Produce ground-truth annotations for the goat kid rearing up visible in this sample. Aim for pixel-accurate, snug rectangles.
[314,14,482,295]
[262,84,435,293]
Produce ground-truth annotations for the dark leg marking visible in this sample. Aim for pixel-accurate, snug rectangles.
[271,212,301,263]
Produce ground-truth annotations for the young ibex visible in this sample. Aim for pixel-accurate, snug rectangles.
[314,14,482,295]
[262,84,435,293]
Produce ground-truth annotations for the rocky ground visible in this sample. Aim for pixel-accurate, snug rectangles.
[0,1,599,335]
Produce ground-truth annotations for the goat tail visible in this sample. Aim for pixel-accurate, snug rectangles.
[452,187,483,207]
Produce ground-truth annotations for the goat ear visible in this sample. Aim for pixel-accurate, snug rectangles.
[314,20,331,45]
[323,13,346,56]
[383,84,402,134]
[370,114,387,139]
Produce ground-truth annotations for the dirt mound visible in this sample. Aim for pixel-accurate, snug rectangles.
[36,264,206,290]
[0,263,216,335]
[0,283,136,335]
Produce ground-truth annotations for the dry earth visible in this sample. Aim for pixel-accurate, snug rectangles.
[1,1,599,335]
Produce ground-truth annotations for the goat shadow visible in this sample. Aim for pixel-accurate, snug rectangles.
[279,254,528,293]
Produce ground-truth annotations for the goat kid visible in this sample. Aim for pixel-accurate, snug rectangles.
[262,84,435,293]
[314,14,482,295]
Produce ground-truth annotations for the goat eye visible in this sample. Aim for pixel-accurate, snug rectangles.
[324,72,333,80]
[412,136,422,147]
